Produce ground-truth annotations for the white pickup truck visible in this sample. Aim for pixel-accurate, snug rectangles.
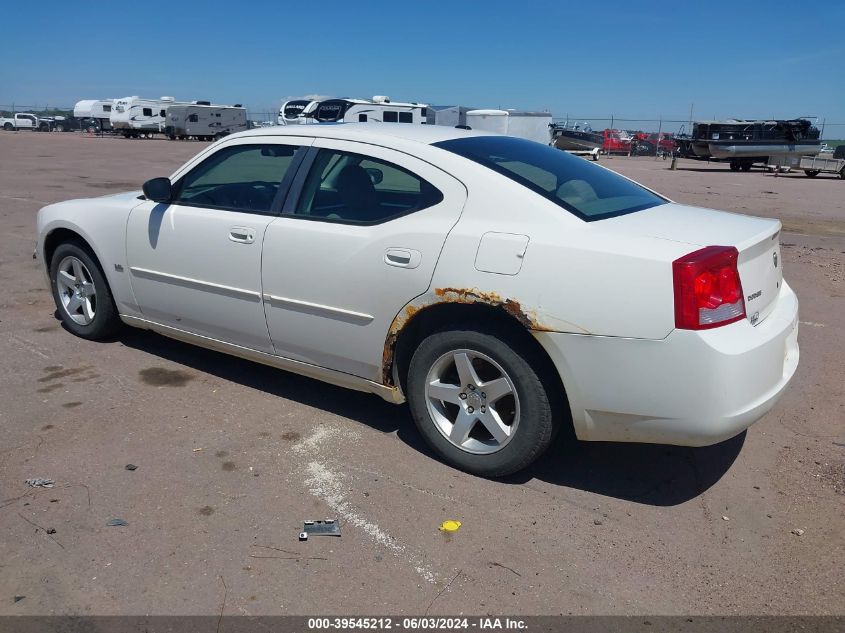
[1,113,48,131]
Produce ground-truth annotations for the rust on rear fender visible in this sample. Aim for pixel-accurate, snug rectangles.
[381,287,557,385]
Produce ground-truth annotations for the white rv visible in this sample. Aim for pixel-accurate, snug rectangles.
[277,99,320,125]
[165,104,248,140]
[312,96,429,124]
[73,99,115,130]
[110,96,188,136]
[465,109,553,144]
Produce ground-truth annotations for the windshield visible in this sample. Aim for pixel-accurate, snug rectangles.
[434,136,667,220]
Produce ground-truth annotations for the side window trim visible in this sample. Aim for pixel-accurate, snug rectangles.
[281,146,319,215]
[169,143,310,217]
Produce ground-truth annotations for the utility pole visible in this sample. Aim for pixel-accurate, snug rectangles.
[655,115,663,161]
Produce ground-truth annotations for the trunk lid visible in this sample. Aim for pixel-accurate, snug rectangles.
[601,203,783,326]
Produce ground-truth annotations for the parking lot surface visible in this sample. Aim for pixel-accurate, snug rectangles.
[0,133,842,615]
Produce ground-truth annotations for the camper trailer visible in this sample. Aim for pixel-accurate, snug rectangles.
[312,96,428,124]
[165,104,248,140]
[73,99,114,130]
[110,96,188,137]
[277,99,320,125]
[464,109,553,144]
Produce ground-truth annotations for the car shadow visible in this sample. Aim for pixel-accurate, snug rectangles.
[117,327,428,448]
[503,429,745,506]
[117,328,743,507]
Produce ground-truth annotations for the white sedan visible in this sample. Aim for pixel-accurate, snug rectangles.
[35,124,799,476]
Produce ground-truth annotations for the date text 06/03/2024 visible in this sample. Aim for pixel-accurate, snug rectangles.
[306,617,527,630]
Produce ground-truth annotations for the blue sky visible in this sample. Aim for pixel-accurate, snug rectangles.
[1,0,843,133]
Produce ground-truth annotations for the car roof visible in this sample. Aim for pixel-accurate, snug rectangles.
[233,122,494,146]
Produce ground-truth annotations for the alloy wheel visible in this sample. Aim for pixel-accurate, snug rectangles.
[424,349,520,454]
[56,255,97,326]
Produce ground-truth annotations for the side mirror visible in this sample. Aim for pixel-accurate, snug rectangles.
[365,167,383,185]
[142,177,172,203]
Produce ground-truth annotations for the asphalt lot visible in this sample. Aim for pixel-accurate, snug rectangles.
[0,132,842,616]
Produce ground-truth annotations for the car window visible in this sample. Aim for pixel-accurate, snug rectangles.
[295,149,443,224]
[174,144,300,214]
[434,135,666,221]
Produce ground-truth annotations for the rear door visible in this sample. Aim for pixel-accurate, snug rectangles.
[126,138,308,352]
[261,139,467,381]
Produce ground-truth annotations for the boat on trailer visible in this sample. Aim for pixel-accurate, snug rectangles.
[550,123,604,151]
[678,118,821,170]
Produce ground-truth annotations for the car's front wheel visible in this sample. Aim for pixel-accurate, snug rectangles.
[407,328,556,477]
[49,242,121,340]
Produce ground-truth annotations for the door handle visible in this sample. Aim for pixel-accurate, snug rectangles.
[384,248,421,269]
[229,227,256,244]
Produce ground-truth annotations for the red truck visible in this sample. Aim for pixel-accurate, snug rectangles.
[601,129,632,154]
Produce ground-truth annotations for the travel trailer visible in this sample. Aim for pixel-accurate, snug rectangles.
[277,99,319,125]
[464,109,553,144]
[73,99,114,130]
[110,96,188,137]
[312,96,428,124]
[165,104,248,140]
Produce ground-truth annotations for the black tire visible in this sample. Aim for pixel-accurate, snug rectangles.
[55,123,65,132]
[49,241,121,340]
[407,327,556,477]
[840,167,845,180]
[3,122,12,131]
[741,162,752,172]
[729,161,740,171]
[804,170,819,178]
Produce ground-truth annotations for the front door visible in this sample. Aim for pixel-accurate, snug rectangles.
[262,138,467,382]
[127,139,307,353]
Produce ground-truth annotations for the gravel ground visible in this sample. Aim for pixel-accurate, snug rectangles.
[0,133,842,616]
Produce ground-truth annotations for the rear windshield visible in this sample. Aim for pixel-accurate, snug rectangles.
[434,136,667,221]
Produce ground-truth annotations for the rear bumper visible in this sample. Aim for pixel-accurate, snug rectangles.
[535,281,799,446]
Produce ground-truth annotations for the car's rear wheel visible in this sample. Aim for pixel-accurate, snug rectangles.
[407,328,555,477]
[50,242,121,340]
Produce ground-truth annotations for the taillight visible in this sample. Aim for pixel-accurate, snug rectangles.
[673,246,745,330]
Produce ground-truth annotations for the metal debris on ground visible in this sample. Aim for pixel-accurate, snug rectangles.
[302,519,341,538]
[25,478,54,488]
[106,519,128,527]
[125,464,137,471]
[14,596,25,603]
[791,528,805,536]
